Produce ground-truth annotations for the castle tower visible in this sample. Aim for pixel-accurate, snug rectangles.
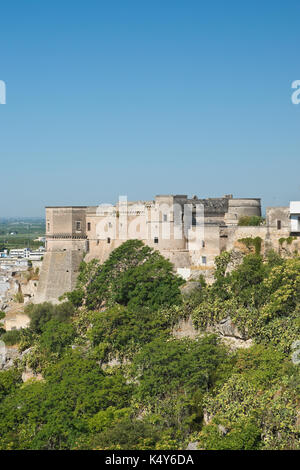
[34,207,88,303]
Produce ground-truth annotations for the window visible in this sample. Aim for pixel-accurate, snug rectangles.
[76,221,81,231]
[202,256,207,265]
[163,214,168,222]
[277,220,281,230]
[47,222,50,232]
[87,222,91,231]
[107,237,111,244]
[154,237,159,244]
[202,240,205,248]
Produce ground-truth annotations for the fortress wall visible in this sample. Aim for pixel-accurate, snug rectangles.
[35,197,293,304]
[226,226,268,253]
[225,199,261,224]
[34,250,83,304]
[188,225,220,267]
[46,207,87,237]
[46,238,88,252]
[161,249,190,269]
[266,207,290,229]
[85,238,124,264]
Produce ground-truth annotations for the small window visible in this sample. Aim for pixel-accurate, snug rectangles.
[76,221,81,231]
[87,222,91,231]
[47,222,50,232]
[202,240,205,248]
[277,220,281,230]
[202,256,207,265]
[163,214,168,222]
[154,237,159,244]
[107,237,111,244]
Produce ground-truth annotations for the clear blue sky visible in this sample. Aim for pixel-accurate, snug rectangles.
[1,0,300,216]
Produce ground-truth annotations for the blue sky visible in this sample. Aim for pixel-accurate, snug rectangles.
[0,0,300,216]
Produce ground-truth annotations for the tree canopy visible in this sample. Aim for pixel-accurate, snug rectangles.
[0,241,299,450]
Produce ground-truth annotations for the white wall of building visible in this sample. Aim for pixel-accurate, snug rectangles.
[290,201,300,233]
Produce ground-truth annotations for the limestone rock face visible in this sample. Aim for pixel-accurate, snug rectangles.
[215,317,249,340]
[186,441,199,450]
[0,346,19,370]
[173,317,199,340]
[0,346,32,371]
[225,249,244,274]
[203,410,212,425]
[180,281,202,297]
[173,315,251,348]
[22,367,43,383]
[221,336,253,351]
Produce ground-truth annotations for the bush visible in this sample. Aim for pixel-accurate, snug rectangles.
[88,304,172,362]
[88,417,161,450]
[77,240,184,310]
[0,369,22,401]
[130,335,229,405]
[25,302,75,334]
[0,329,22,346]
[39,319,76,354]
[14,291,24,304]
[238,216,264,226]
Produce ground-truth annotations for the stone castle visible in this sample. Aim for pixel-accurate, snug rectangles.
[34,194,300,303]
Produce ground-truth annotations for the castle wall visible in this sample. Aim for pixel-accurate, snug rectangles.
[225,198,261,225]
[188,225,221,267]
[266,207,290,231]
[226,226,268,253]
[34,250,84,304]
[46,207,87,238]
[35,207,88,304]
[35,195,300,303]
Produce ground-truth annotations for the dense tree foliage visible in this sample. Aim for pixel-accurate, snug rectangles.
[192,252,300,354]
[0,241,299,450]
[67,240,184,310]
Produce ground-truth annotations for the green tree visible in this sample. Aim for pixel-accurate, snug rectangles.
[0,352,132,450]
[26,302,75,334]
[39,319,76,354]
[76,240,183,310]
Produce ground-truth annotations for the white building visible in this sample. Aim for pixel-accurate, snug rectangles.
[9,246,45,261]
[9,248,30,258]
[28,250,44,261]
[290,201,300,234]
